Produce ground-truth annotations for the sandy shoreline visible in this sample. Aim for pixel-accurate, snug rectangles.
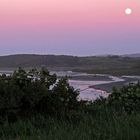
[70,75,140,101]
[90,77,140,92]
[0,70,139,101]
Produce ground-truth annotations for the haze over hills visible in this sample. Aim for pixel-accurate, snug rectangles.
[122,53,140,58]
[0,54,140,75]
[96,53,140,58]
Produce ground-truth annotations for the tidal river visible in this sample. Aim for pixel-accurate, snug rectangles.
[69,76,124,101]
[1,70,139,101]
[51,71,125,101]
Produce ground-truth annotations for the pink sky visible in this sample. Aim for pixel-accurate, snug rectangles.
[0,0,139,30]
[0,0,140,55]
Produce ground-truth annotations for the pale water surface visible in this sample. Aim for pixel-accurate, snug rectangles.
[1,70,139,101]
[52,71,124,101]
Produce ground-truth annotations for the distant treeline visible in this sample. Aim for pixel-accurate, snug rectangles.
[0,54,140,75]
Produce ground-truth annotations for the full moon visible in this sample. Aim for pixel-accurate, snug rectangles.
[125,8,132,15]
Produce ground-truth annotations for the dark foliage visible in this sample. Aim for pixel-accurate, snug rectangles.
[107,82,140,113]
[0,68,81,123]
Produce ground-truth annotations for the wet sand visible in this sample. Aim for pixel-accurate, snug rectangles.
[68,75,112,81]
[90,77,140,93]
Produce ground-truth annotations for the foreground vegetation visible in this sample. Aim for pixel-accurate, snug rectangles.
[0,111,140,140]
[0,68,140,139]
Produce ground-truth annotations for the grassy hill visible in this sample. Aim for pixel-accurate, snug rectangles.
[0,54,140,75]
[122,53,140,58]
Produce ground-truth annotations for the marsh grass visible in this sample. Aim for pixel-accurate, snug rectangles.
[0,107,140,140]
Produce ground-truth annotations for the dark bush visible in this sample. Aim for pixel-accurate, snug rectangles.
[0,68,81,122]
[107,82,140,114]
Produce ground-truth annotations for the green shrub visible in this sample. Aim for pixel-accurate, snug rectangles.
[108,82,140,113]
[0,68,81,122]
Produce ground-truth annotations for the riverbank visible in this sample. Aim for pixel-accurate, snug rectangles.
[90,77,140,92]
[0,70,139,101]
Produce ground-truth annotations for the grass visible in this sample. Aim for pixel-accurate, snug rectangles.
[0,107,140,140]
[0,68,140,140]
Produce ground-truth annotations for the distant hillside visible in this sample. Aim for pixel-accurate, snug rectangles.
[122,53,140,58]
[0,54,140,75]
[0,54,80,68]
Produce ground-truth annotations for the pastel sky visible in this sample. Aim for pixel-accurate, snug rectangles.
[0,0,140,56]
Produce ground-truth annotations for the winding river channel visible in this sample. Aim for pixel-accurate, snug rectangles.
[52,71,140,101]
[1,70,140,101]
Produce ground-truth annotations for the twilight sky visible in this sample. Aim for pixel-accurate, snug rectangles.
[0,0,140,56]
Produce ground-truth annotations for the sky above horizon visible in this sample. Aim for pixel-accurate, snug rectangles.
[0,0,140,56]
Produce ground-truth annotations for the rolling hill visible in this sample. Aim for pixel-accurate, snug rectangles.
[122,53,140,58]
[0,54,140,75]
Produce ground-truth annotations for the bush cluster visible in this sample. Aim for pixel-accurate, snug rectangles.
[107,82,140,113]
[0,68,81,122]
